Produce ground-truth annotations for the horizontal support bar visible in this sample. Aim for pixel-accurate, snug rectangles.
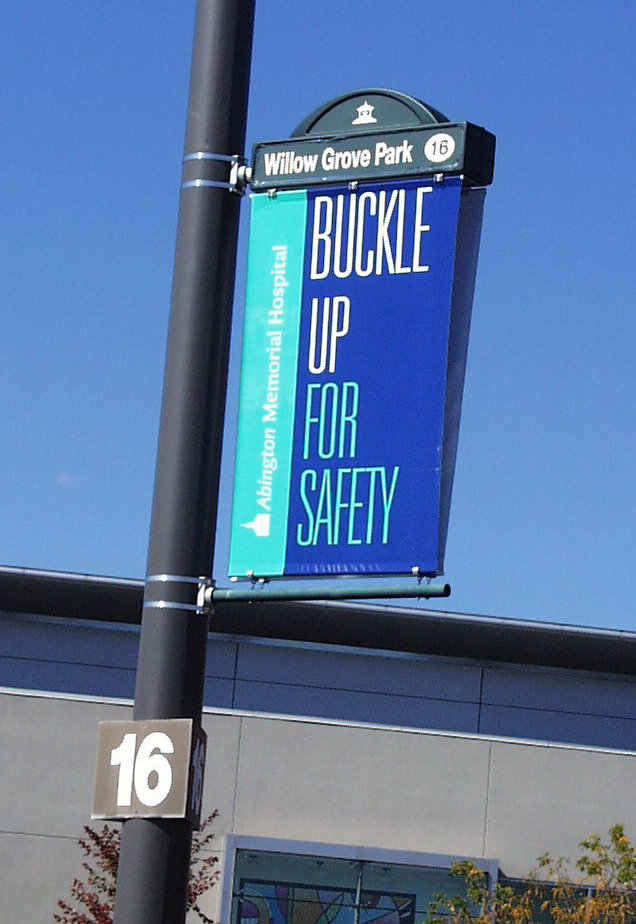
[211,583,450,603]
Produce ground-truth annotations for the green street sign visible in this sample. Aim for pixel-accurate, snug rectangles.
[250,89,495,190]
[252,123,494,190]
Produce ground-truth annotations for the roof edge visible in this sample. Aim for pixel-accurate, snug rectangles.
[1,565,634,676]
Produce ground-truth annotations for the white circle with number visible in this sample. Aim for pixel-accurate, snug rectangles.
[424,132,456,163]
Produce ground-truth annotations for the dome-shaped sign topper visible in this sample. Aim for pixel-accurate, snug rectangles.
[251,88,494,190]
[229,89,495,579]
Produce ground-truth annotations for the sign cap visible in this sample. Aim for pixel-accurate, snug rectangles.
[292,88,449,137]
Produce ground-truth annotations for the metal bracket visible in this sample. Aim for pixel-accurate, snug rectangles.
[245,570,270,588]
[143,573,214,616]
[411,566,433,585]
[232,161,252,192]
[197,577,214,616]
[181,152,251,196]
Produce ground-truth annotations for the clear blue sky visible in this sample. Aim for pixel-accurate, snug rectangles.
[2,1,636,631]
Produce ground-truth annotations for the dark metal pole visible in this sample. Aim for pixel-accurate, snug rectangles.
[113,2,255,922]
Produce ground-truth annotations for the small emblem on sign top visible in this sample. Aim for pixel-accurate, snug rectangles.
[242,513,270,537]
[352,101,377,125]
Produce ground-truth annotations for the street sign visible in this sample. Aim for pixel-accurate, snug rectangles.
[228,89,493,580]
[251,123,494,191]
[92,719,206,828]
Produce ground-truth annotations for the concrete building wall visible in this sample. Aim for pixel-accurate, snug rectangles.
[4,610,636,751]
[4,688,636,924]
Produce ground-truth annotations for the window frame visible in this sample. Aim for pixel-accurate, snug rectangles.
[219,835,499,924]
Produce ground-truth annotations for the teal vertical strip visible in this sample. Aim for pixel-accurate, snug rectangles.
[228,191,307,577]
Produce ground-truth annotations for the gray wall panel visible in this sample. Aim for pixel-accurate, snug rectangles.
[485,739,636,878]
[0,694,244,841]
[235,642,482,701]
[0,656,136,698]
[0,832,82,924]
[233,678,479,731]
[0,695,238,924]
[6,614,636,751]
[0,830,224,924]
[205,636,239,679]
[0,612,139,667]
[480,703,636,751]
[203,675,235,708]
[233,715,493,858]
[0,618,239,704]
[5,689,636,923]
[198,712,243,832]
[482,665,636,719]
[0,693,131,837]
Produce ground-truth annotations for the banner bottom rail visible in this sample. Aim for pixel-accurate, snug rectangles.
[211,583,451,603]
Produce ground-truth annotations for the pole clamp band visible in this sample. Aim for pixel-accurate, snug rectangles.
[143,574,214,616]
[181,152,251,195]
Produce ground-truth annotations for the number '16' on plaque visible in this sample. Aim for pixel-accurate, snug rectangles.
[92,719,206,828]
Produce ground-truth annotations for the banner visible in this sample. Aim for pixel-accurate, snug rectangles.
[229,175,483,578]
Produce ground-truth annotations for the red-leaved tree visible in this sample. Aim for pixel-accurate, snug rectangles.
[55,811,220,924]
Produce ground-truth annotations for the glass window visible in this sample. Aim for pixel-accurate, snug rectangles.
[231,849,474,924]
[497,877,591,924]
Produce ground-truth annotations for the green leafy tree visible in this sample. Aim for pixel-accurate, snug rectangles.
[55,811,220,924]
[426,825,636,924]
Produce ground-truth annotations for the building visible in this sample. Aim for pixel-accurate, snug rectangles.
[3,564,636,922]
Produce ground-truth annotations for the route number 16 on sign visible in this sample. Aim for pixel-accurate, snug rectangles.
[92,719,207,828]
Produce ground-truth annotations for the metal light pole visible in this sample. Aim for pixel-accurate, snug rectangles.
[113,2,255,921]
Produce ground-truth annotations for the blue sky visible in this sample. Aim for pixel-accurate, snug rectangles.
[2,1,636,631]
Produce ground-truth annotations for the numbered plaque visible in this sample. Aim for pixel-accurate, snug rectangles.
[92,719,206,828]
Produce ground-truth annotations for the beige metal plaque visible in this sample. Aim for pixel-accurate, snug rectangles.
[92,718,206,827]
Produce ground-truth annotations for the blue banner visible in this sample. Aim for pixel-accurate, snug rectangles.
[229,176,478,578]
